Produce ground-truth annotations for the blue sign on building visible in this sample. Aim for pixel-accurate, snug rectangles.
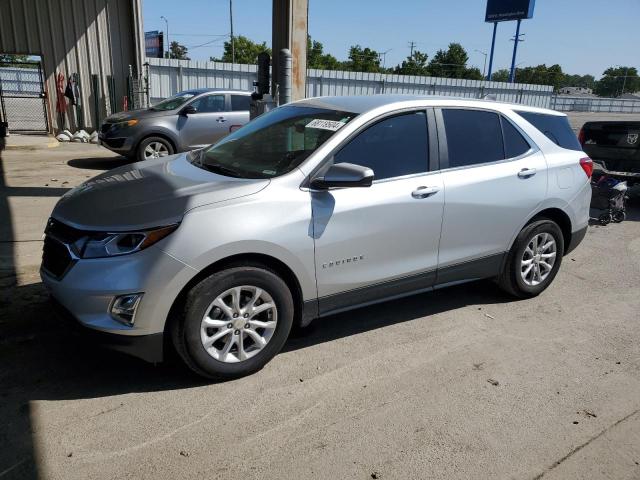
[145,31,164,58]
[485,0,536,23]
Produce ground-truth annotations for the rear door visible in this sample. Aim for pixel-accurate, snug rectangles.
[224,94,251,133]
[178,93,228,149]
[435,108,548,283]
[312,109,445,314]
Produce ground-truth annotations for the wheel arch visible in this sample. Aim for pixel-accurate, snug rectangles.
[164,252,307,347]
[525,207,573,255]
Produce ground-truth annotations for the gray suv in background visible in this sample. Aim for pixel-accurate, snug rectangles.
[99,88,251,161]
[43,95,592,380]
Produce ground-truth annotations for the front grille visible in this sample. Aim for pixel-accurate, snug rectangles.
[102,137,125,148]
[42,236,74,278]
[42,218,84,278]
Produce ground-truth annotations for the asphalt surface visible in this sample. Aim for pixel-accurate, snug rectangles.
[1,141,640,480]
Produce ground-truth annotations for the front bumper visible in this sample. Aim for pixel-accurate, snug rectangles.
[41,243,197,361]
[51,298,164,363]
[98,130,137,155]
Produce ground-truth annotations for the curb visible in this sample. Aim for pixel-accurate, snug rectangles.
[3,138,60,151]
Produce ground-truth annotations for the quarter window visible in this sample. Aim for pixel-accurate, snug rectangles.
[442,109,504,167]
[501,117,531,158]
[334,111,429,180]
[231,94,251,112]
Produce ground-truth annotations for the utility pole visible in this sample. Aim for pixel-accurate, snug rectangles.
[408,41,416,57]
[229,0,235,64]
[508,20,525,83]
[475,49,488,78]
[486,22,498,81]
[621,67,629,95]
[160,16,169,58]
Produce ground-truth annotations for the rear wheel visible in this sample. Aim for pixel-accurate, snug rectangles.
[497,219,564,298]
[612,211,626,223]
[136,136,174,162]
[172,266,294,380]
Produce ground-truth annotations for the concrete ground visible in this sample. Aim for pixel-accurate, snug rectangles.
[1,139,640,480]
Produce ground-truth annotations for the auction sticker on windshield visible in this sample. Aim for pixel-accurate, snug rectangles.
[306,119,347,131]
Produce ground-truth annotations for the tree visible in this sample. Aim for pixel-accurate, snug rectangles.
[307,36,341,70]
[491,69,510,82]
[344,45,382,73]
[594,66,640,97]
[211,35,271,64]
[0,53,36,66]
[462,66,484,80]
[428,43,469,78]
[169,41,190,60]
[394,50,429,76]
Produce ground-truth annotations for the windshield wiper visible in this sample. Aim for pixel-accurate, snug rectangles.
[201,163,244,178]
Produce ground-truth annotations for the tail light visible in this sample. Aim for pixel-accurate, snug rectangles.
[578,127,585,146]
[580,157,593,178]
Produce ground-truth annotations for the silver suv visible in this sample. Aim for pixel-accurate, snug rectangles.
[42,96,592,379]
[99,89,251,162]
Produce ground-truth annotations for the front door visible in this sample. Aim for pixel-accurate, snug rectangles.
[312,110,444,315]
[178,93,229,149]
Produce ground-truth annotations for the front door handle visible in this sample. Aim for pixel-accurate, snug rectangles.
[518,167,537,179]
[411,186,440,199]
[216,117,227,123]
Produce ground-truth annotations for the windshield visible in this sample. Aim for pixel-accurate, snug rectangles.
[151,92,197,111]
[191,106,357,178]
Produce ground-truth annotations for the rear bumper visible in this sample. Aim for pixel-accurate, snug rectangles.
[51,298,164,363]
[566,225,588,255]
[593,161,640,183]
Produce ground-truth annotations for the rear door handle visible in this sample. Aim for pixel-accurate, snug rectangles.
[411,186,440,199]
[518,168,537,178]
[216,117,227,123]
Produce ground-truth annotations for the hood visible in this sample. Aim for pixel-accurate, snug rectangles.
[104,108,169,123]
[53,152,269,231]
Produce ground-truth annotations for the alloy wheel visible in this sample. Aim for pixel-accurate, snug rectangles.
[200,286,278,363]
[520,232,557,286]
[144,141,169,159]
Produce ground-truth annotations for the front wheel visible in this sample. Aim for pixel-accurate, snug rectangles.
[172,266,294,380]
[497,219,564,298]
[136,136,174,162]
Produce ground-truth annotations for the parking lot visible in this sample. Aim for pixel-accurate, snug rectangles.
[1,139,640,480]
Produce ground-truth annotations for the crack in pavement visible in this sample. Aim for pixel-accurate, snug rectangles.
[532,408,640,479]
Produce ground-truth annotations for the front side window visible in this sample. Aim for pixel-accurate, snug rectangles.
[334,111,429,180]
[193,106,356,178]
[191,94,225,113]
[150,91,197,111]
[442,109,504,168]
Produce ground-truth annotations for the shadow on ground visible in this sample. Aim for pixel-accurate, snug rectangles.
[0,277,512,478]
[67,156,131,170]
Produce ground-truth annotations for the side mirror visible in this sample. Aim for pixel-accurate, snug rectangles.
[181,105,197,115]
[310,162,374,189]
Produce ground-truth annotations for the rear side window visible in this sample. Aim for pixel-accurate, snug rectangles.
[515,111,582,151]
[231,94,251,112]
[442,109,504,167]
[501,117,531,158]
[335,111,429,180]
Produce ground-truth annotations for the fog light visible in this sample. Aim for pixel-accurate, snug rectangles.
[110,293,143,326]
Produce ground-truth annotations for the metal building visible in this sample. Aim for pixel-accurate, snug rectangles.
[0,0,145,134]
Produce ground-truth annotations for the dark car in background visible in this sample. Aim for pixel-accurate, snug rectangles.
[99,88,251,161]
[579,121,640,184]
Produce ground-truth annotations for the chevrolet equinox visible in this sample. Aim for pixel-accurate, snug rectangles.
[42,95,592,379]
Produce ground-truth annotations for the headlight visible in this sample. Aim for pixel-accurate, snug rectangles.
[71,224,178,259]
[113,119,139,129]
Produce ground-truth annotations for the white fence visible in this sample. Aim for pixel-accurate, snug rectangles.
[550,95,640,113]
[147,57,554,108]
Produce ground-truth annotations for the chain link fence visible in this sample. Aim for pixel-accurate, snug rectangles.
[0,62,48,132]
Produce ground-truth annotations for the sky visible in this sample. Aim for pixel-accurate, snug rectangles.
[143,0,640,79]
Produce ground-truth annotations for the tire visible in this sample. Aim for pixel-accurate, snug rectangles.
[598,213,612,226]
[136,136,174,162]
[613,211,626,223]
[172,266,294,380]
[497,219,564,299]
